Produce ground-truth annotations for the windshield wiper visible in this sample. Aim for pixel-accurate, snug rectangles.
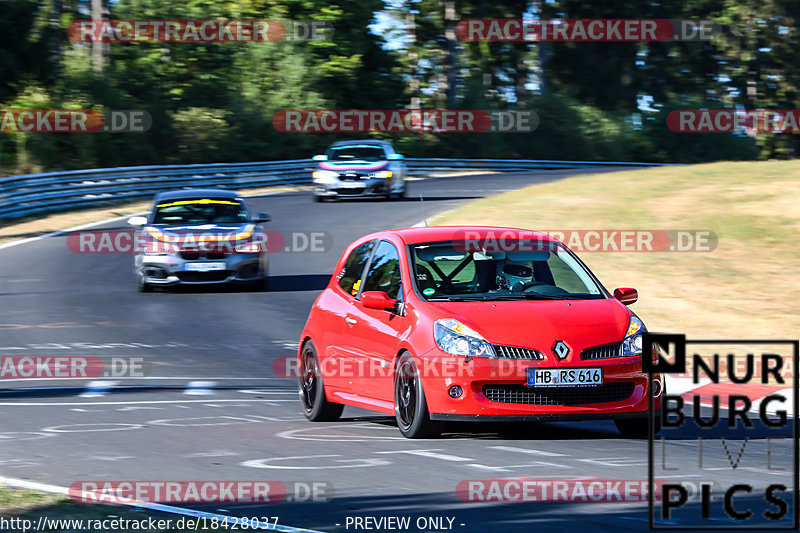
[517,293,590,300]
[427,295,488,301]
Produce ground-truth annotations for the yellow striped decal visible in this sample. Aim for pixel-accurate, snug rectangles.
[144,224,255,243]
[156,199,241,208]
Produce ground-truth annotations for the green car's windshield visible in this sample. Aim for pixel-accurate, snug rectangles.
[409,241,605,301]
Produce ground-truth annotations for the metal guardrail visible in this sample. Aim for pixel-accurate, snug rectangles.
[0,158,667,220]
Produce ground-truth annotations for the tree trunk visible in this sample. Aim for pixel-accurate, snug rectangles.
[91,0,109,72]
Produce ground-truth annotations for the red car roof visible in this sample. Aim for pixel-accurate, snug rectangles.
[367,226,559,245]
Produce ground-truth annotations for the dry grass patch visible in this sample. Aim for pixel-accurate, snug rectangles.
[432,161,800,338]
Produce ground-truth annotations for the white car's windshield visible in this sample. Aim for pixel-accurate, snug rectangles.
[327,145,386,162]
[410,241,604,301]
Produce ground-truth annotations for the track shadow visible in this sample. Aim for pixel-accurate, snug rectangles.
[337,415,622,440]
[267,274,331,292]
[183,489,793,532]
[323,195,482,203]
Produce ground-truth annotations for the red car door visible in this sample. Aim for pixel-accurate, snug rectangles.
[344,240,407,403]
[319,239,376,390]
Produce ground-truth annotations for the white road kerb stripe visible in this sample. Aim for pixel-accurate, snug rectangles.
[0,212,145,251]
[0,476,322,533]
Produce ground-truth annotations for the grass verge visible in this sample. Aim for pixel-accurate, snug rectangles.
[432,161,800,338]
[0,485,242,531]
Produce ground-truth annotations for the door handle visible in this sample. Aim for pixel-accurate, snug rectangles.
[345,316,357,325]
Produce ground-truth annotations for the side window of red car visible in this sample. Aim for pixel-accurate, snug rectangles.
[362,240,402,300]
[338,240,376,297]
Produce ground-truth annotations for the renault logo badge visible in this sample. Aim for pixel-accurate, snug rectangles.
[553,341,570,359]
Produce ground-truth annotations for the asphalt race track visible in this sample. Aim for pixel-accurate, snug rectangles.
[0,169,794,532]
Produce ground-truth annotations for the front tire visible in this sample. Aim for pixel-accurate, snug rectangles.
[394,352,440,438]
[135,270,152,292]
[299,341,343,421]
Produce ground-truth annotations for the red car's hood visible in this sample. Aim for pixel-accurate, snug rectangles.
[424,298,632,359]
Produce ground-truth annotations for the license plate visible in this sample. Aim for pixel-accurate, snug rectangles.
[527,367,603,387]
[339,181,363,187]
[184,262,226,272]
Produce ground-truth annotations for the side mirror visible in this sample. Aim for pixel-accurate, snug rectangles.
[128,216,147,227]
[361,291,399,312]
[613,287,638,305]
[312,154,328,161]
[253,212,271,223]
[388,153,404,160]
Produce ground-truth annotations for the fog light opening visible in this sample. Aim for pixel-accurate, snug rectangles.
[651,379,662,397]
[448,385,463,398]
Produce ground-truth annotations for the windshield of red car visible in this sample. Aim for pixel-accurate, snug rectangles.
[409,241,605,301]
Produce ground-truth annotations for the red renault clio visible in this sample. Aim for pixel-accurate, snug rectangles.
[297,226,663,438]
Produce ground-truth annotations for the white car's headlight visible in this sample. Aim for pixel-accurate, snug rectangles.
[434,319,495,358]
[312,170,339,183]
[622,315,645,357]
[368,170,392,178]
[235,242,261,253]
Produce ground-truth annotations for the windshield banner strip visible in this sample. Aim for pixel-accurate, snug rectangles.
[156,199,242,208]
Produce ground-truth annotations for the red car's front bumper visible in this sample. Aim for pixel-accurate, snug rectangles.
[416,350,663,421]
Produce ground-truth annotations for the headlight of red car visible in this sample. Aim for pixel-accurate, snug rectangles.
[434,319,496,358]
[622,315,645,357]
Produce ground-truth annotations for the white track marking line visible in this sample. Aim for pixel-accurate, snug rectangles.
[0,187,310,251]
[0,398,294,406]
[374,449,473,462]
[489,445,568,457]
[0,213,144,251]
[0,475,322,532]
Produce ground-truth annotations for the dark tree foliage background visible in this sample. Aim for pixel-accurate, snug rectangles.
[1,0,796,174]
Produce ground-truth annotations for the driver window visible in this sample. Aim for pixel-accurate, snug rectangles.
[338,241,376,297]
[362,241,403,299]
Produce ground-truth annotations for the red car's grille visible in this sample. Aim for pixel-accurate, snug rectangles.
[581,342,623,360]
[492,345,544,360]
[482,382,634,405]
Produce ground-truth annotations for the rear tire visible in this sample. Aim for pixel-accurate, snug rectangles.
[299,341,344,422]
[394,352,441,438]
[615,415,661,438]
